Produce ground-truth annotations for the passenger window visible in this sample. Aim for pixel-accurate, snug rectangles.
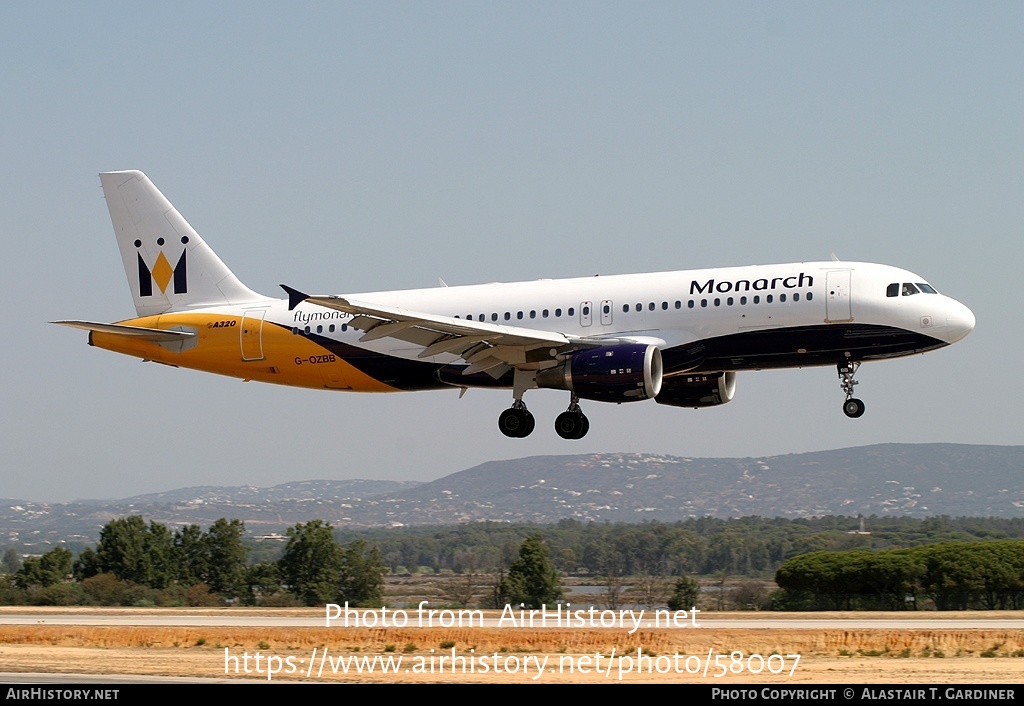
[740,296,747,305]
[568,307,575,316]
[622,304,629,313]
[767,295,773,303]
[793,293,800,302]
[687,300,695,309]
[780,294,786,303]
[806,292,813,301]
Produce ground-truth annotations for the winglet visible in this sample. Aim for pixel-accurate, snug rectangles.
[280,284,309,311]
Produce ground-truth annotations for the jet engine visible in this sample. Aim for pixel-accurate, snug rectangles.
[536,344,663,403]
[655,371,737,408]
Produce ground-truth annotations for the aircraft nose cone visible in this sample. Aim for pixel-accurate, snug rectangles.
[944,299,976,343]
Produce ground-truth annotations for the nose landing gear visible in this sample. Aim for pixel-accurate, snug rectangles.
[838,361,865,418]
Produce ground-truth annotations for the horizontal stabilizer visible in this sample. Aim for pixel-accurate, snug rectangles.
[52,320,196,342]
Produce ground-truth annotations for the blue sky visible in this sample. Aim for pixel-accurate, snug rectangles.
[3,2,1021,502]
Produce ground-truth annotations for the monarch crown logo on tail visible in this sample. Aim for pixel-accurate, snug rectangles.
[136,238,188,297]
[97,170,264,317]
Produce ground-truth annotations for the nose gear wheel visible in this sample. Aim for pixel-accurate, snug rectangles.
[838,361,865,418]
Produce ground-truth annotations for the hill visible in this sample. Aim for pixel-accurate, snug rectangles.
[3,443,1021,547]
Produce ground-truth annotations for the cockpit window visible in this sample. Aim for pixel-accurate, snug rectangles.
[917,283,937,294]
[901,283,920,296]
[886,283,899,297]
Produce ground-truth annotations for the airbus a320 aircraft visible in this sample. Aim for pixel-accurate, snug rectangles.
[55,170,975,439]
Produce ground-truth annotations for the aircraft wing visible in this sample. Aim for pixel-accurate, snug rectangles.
[285,286,595,377]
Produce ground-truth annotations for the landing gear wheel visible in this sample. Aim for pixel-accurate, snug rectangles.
[523,410,536,437]
[498,407,535,438]
[843,398,865,419]
[555,411,590,440]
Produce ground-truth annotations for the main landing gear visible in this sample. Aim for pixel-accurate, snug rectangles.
[554,396,589,440]
[498,401,535,438]
[838,361,865,418]
[498,394,590,439]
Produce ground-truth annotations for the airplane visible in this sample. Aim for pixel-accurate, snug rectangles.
[55,170,975,440]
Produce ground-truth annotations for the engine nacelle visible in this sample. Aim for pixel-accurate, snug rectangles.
[655,371,737,408]
[536,344,663,403]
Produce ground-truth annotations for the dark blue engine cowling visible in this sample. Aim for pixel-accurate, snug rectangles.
[536,344,663,403]
[655,371,737,408]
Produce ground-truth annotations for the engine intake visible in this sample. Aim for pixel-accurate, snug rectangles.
[536,344,663,403]
[655,371,737,408]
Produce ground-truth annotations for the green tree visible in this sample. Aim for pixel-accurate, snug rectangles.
[337,539,386,606]
[205,518,248,598]
[245,560,284,605]
[499,534,562,608]
[278,520,342,605]
[73,547,101,581]
[142,521,175,589]
[96,516,175,588]
[2,547,22,574]
[97,516,148,584]
[15,546,73,589]
[172,524,209,586]
[667,574,701,611]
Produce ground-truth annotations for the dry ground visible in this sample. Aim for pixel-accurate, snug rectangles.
[2,608,1023,684]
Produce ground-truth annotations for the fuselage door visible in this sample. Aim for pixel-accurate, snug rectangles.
[580,301,593,327]
[600,300,613,326]
[825,270,853,323]
[240,309,266,361]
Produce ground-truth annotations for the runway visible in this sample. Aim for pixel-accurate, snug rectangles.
[3,608,1023,630]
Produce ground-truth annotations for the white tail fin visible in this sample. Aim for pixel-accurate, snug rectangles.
[100,170,265,316]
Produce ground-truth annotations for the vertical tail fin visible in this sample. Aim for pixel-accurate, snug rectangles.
[100,170,266,316]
